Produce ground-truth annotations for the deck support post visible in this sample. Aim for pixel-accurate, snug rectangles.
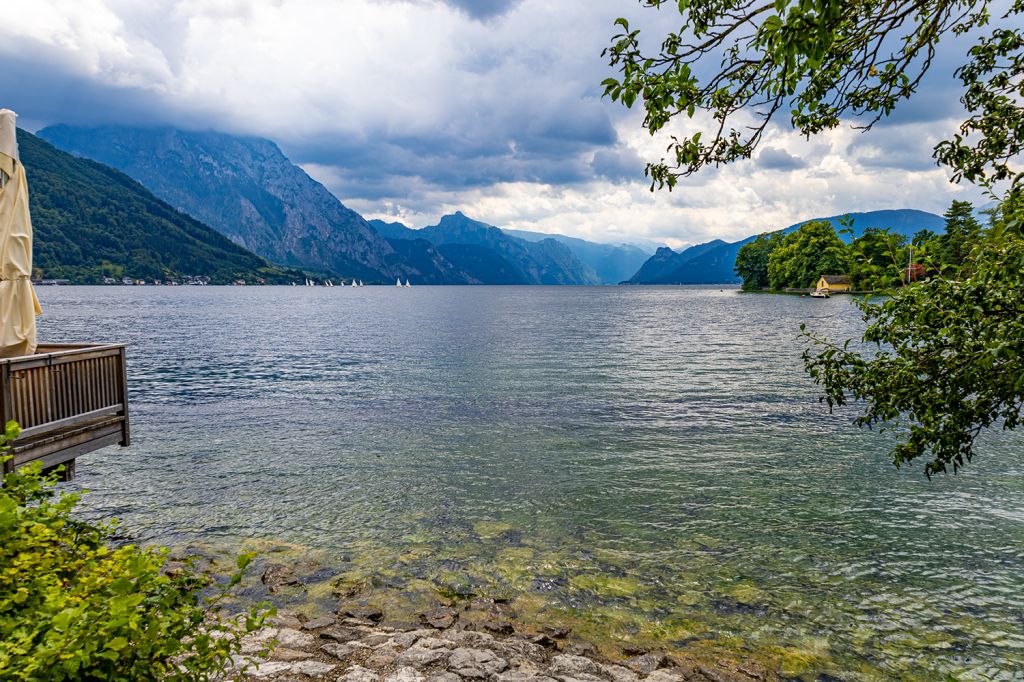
[1,362,11,476]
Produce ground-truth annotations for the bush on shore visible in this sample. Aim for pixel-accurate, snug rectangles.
[0,421,270,681]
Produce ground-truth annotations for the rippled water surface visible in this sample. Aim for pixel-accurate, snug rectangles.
[38,286,1024,680]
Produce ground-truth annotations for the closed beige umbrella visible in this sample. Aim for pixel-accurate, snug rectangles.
[0,109,41,358]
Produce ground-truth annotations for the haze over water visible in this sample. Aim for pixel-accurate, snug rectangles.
[39,286,1024,680]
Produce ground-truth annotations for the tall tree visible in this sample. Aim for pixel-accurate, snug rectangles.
[848,228,908,291]
[767,221,849,289]
[938,200,983,270]
[603,0,1023,190]
[735,232,781,290]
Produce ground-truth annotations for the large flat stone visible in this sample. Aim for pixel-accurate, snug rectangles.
[549,655,613,682]
[643,671,687,682]
[443,631,496,647]
[323,641,371,660]
[496,673,560,682]
[290,659,338,676]
[625,655,666,676]
[302,615,337,630]
[338,666,381,682]
[271,648,314,662]
[242,661,294,678]
[323,627,372,643]
[396,644,451,668]
[448,647,509,679]
[383,666,426,682]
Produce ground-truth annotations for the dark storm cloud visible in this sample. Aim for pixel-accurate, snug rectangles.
[845,127,947,173]
[756,147,807,171]
[590,146,645,182]
[441,0,522,19]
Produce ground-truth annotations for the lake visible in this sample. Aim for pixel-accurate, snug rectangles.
[36,286,1024,680]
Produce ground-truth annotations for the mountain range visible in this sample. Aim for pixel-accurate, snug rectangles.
[501,229,652,284]
[371,213,601,285]
[18,129,303,284]
[32,123,951,287]
[37,125,610,285]
[627,209,948,285]
[39,125,403,280]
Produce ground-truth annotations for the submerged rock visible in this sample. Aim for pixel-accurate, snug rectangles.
[262,565,303,594]
[421,607,459,629]
[344,607,385,623]
[625,654,667,675]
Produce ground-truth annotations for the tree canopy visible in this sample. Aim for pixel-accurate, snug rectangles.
[603,0,1023,190]
[803,190,1024,475]
[603,3,1023,473]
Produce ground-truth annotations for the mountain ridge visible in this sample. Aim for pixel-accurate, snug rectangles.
[38,124,407,280]
[18,129,304,284]
[628,209,948,285]
[369,213,600,285]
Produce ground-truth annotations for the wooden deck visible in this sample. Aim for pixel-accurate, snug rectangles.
[1,343,129,479]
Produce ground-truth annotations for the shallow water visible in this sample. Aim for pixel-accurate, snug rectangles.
[37,286,1024,680]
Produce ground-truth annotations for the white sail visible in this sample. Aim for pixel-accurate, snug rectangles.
[404,278,411,288]
[396,278,402,287]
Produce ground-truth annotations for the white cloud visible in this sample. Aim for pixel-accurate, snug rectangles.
[0,0,985,246]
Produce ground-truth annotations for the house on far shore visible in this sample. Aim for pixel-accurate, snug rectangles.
[817,274,852,292]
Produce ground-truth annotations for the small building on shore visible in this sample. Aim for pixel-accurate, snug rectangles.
[817,274,852,292]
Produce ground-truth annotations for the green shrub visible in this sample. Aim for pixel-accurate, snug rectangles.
[0,421,271,680]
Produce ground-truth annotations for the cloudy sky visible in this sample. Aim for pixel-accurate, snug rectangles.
[0,0,991,247]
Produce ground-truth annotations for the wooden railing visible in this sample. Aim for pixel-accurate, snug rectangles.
[1,343,129,478]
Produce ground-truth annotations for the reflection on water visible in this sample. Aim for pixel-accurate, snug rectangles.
[38,286,1024,680]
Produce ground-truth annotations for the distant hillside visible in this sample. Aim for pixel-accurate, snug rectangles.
[18,129,303,284]
[370,213,600,285]
[628,209,947,285]
[38,125,418,281]
[629,240,727,284]
[502,228,653,284]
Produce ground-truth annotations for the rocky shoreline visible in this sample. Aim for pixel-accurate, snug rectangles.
[235,606,775,682]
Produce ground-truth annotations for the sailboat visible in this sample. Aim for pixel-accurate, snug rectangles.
[396,278,402,287]
[404,278,411,288]
[358,280,364,287]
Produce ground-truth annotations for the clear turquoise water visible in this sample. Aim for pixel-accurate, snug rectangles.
[37,286,1024,680]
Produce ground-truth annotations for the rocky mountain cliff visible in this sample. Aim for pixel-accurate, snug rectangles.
[18,129,304,284]
[38,125,407,280]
